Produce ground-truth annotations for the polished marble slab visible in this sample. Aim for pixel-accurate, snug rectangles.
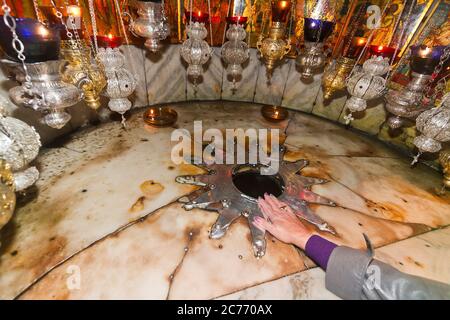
[281,69,322,113]
[221,49,259,102]
[1,101,449,300]
[218,268,340,300]
[376,226,450,284]
[254,58,293,106]
[186,48,223,101]
[145,44,187,105]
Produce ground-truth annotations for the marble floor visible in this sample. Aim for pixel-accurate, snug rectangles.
[0,101,449,300]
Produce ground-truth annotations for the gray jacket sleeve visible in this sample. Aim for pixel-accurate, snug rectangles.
[325,245,450,300]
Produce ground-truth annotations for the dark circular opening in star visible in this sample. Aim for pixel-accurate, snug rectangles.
[232,169,284,199]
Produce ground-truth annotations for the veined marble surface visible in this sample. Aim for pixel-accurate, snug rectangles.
[0,101,449,300]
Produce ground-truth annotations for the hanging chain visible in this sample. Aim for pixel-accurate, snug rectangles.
[423,45,450,102]
[346,0,393,81]
[342,1,366,57]
[286,0,295,46]
[114,0,130,45]
[222,0,233,46]
[32,0,43,23]
[385,0,415,80]
[88,0,99,55]
[1,1,33,91]
[207,0,213,46]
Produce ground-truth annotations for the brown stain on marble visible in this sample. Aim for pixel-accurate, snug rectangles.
[366,200,406,222]
[406,256,424,268]
[140,180,165,197]
[129,196,146,213]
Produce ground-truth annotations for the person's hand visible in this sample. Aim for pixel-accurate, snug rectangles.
[253,194,314,250]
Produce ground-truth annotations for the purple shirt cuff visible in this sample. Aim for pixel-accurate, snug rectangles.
[305,235,338,270]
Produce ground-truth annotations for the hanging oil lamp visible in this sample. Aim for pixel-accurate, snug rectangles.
[297,19,334,80]
[129,0,169,53]
[0,16,82,129]
[180,10,212,87]
[96,38,137,122]
[0,159,15,233]
[343,55,390,124]
[385,45,447,129]
[439,149,450,190]
[296,0,335,81]
[412,93,450,165]
[221,16,249,90]
[0,110,41,192]
[257,0,292,79]
[321,36,365,100]
[52,4,105,111]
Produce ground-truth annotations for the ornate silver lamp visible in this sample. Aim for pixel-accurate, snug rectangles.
[128,0,169,53]
[180,21,212,86]
[0,111,41,191]
[96,47,137,120]
[221,21,249,90]
[7,59,83,129]
[343,56,389,124]
[412,93,450,165]
[385,74,431,129]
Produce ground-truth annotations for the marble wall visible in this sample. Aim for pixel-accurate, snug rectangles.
[0,44,445,158]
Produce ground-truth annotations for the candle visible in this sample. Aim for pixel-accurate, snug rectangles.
[0,16,60,63]
[94,34,122,49]
[410,45,446,75]
[143,107,178,127]
[39,5,83,40]
[226,16,248,26]
[271,1,291,23]
[369,45,396,59]
[185,11,209,24]
[344,36,367,59]
[303,18,335,42]
[261,106,289,122]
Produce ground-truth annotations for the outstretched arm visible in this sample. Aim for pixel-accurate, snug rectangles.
[254,194,450,300]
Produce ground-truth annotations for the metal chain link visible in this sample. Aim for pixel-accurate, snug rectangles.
[1,1,33,90]
[88,0,99,55]
[385,0,416,80]
[342,1,367,57]
[424,45,450,102]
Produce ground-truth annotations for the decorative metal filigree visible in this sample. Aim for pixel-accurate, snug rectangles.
[129,0,169,53]
[297,42,326,80]
[175,146,336,258]
[344,56,389,124]
[180,22,212,87]
[0,112,41,191]
[439,149,450,190]
[7,60,83,129]
[257,22,291,79]
[412,93,450,165]
[60,40,106,110]
[0,159,15,233]
[321,56,355,100]
[221,24,249,91]
[385,72,432,129]
[97,47,137,118]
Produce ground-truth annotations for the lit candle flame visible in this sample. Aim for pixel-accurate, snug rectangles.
[198,11,202,17]
[37,25,49,37]
[107,33,114,40]
[280,1,288,8]
[67,5,81,17]
[418,46,432,58]
[357,38,366,46]
[377,45,384,51]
